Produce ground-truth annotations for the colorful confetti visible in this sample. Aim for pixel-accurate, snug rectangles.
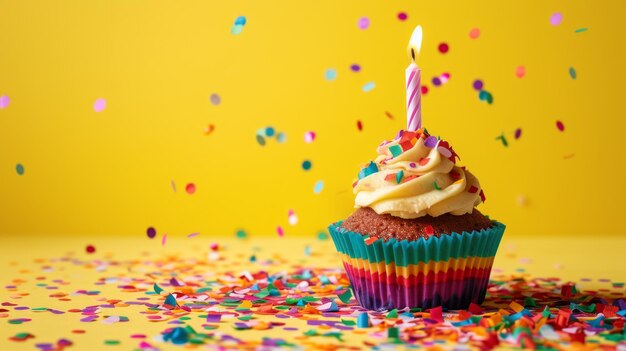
[185,183,196,194]
[276,226,284,237]
[288,209,298,226]
[15,163,25,175]
[350,64,361,72]
[146,227,156,239]
[0,95,9,108]
[362,82,375,92]
[93,98,106,112]
[301,160,312,171]
[356,120,363,131]
[304,131,316,143]
[514,128,522,139]
[357,17,370,30]
[569,67,577,79]
[210,93,221,105]
[556,120,565,131]
[313,180,324,194]
[397,12,407,21]
[85,244,95,253]
[550,12,563,26]
[438,42,449,54]
[469,27,480,39]
[515,65,526,78]
[324,68,337,81]
[472,79,484,90]
[231,16,246,35]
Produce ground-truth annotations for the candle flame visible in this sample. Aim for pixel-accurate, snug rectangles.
[407,25,423,62]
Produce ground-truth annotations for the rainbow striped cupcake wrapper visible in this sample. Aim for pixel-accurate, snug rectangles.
[329,221,505,311]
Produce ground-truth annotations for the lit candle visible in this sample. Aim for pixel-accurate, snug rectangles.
[406,25,423,131]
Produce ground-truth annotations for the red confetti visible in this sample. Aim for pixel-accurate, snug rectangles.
[397,12,407,21]
[468,186,478,194]
[421,85,429,95]
[429,306,444,322]
[438,43,449,54]
[356,120,363,131]
[556,120,565,131]
[85,245,95,254]
[418,157,430,166]
[514,128,522,139]
[364,236,378,245]
[424,225,434,236]
[479,189,486,203]
[469,303,483,315]
[185,183,196,194]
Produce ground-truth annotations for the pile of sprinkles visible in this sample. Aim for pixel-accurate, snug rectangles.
[2,241,625,350]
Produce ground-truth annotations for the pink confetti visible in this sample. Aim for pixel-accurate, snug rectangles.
[161,234,167,246]
[469,28,480,39]
[550,12,563,26]
[357,17,370,30]
[93,98,106,112]
[0,95,10,109]
[397,12,408,21]
[276,226,284,237]
[304,131,316,143]
[185,183,196,194]
[187,232,199,238]
[556,120,565,131]
[515,66,526,78]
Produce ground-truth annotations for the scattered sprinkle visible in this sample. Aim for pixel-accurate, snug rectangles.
[0,95,10,108]
[514,128,522,139]
[203,124,215,135]
[356,120,363,131]
[569,67,577,79]
[362,82,376,92]
[85,245,96,254]
[276,132,287,143]
[575,27,588,33]
[324,68,337,81]
[210,93,221,105]
[304,131,316,143]
[438,42,449,54]
[357,17,370,30]
[496,133,508,147]
[16,163,25,175]
[472,79,484,90]
[276,226,284,237]
[469,28,480,39]
[301,160,312,171]
[288,209,298,226]
[556,120,565,131]
[187,232,199,238]
[350,64,361,72]
[421,85,429,94]
[550,12,563,26]
[313,180,324,194]
[170,180,177,192]
[515,65,526,78]
[397,12,408,21]
[235,229,247,239]
[161,233,167,246]
[146,227,156,239]
[231,16,246,35]
[93,98,107,112]
[185,183,196,194]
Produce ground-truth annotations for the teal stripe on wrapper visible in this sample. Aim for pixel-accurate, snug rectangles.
[329,221,505,267]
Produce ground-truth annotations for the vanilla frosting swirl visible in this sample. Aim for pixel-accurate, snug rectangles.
[353,129,485,219]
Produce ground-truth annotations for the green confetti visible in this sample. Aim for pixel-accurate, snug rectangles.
[574,27,588,33]
[389,145,402,157]
[341,319,356,326]
[337,289,352,304]
[433,182,441,190]
[386,309,399,319]
[395,170,403,184]
[104,340,120,345]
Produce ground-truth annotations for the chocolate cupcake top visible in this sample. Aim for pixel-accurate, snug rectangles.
[353,128,485,219]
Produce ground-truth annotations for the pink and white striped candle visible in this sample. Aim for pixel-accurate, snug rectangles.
[406,63,421,131]
[406,25,423,131]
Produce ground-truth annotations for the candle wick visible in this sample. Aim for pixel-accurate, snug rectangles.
[411,48,415,61]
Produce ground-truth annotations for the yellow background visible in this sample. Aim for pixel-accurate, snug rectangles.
[1,1,625,238]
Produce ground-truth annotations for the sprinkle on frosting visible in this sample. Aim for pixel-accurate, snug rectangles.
[354,128,484,219]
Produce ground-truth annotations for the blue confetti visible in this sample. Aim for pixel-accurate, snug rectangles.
[357,312,369,328]
[313,180,324,194]
[325,68,337,81]
[362,82,376,92]
[569,67,577,79]
[16,163,24,175]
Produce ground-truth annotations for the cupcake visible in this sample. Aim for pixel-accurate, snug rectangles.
[329,128,505,311]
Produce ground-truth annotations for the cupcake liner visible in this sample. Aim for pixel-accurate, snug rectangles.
[329,221,505,311]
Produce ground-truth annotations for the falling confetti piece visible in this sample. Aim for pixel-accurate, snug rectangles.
[397,12,407,21]
[478,90,494,104]
[357,17,370,30]
[204,124,215,135]
[235,229,247,239]
[432,77,441,86]
[469,28,480,39]
[147,227,156,239]
[161,234,167,246]
[185,183,196,194]
[288,210,298,226]
[515,128,522,139]
[265,127,275,137]
[385,111,394,119]
[256,134,266,146]
[362,82,375,92]
[575,27,588,33]
[472,79,484,90]
[0,95,9,108]
[350,64,361,72]
[515,66,526,78]
[438,42,449,54]
[421,85,429,94]
[496,133,508,147]
[304,131,316,143]
[85,245,95,254]
[276,132,287,143]
[313,180,324,194]
[356,120,363,131]
[231,16,246,35]
[324,68,337,81]
[93,98,106,112]
[170,180,177,192]
[15,163,24,175]
[556,120,565,131]
[550,12,563,26]
[569,67,577,79]
[210,93,221,105]
[301,160,312,171]
[276,226,284,237]
[187,232,199,238]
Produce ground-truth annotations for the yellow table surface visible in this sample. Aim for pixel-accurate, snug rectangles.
[1,235,625,350]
